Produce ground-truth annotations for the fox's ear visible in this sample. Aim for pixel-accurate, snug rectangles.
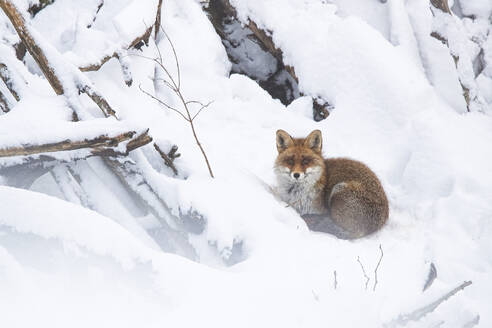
[276,129,294,153]
[304,130,322,153]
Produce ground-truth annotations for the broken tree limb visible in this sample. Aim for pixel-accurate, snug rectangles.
[28,0,55,17]
[154,143,179,176]
[79,85,117,118]
[0,0,64,95]
[154,0,163,39]
[51,164,92,208]
[385,280,472,327]
[430,0,451,14]
[0,62,22,101]
[0,129,151,159]
[86,0,104,28]
[0,90,10,112]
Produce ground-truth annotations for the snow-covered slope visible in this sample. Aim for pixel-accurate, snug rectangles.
[1,0,491,327]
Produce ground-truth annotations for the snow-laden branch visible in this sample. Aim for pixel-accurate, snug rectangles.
[0,127,151,167]
[430,1,486,112]
[385,280,473,327]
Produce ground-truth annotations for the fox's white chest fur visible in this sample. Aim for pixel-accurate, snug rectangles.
[275,166,325,215]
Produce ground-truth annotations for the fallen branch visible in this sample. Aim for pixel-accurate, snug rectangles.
[154,143,179,175]
[0,0,65,96]
[50,164,92,208]
[0,62,22,101]
[385,280,473,327]
[28,0,54,17]
[80,85,117,118]
[86,0,104,28]
[0,90,10,112]
[0,129,151,159]
[154,0,163,39]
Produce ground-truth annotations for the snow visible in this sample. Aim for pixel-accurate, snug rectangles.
[1,0,492,327]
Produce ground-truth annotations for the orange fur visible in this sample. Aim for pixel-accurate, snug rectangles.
[274,129,389,239]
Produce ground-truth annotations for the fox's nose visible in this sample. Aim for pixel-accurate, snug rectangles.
[293,172,300,179]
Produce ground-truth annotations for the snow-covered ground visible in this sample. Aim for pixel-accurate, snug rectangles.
[1,0,491,327]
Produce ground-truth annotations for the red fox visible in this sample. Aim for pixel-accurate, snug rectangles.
[274,129,388,239]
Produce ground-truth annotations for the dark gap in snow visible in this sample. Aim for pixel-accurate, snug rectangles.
[206,0,300,106]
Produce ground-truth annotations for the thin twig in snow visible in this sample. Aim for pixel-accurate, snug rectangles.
[137,30,215,178]
[357,256,370,290]
[373,244,384,291]
[384,281,473,328]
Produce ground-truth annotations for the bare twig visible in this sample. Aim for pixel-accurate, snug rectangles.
[384,281,473,327]
[357,256,370,290]
[140,31,215,178]
[423,262,437,292]
[190,100,214,121]
[154,143,179,175]
[139,84,187,120]
[373,244,384,291]
[87,0,104,28]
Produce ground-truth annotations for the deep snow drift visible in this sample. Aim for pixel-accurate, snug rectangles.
[0,0,491,327]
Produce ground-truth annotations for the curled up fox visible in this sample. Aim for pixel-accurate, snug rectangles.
[274,129,388,239]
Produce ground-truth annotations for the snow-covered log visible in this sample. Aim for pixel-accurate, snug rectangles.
[207,0,331,121]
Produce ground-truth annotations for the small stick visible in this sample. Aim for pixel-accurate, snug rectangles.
[385,281,472,327]
[357,256,370,290]
[373,244,384,291]
[154,143,178,176]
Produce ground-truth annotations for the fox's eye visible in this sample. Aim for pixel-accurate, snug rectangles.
[302,157,312,166]
[285,157,294,166]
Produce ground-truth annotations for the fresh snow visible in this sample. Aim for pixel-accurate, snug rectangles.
[1,0,491,327]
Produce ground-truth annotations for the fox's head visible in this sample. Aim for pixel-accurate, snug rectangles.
[274,129,325,188]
